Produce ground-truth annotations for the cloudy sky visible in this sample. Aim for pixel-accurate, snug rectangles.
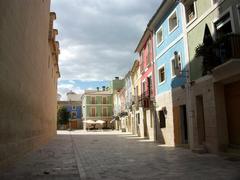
[51,0,162,99]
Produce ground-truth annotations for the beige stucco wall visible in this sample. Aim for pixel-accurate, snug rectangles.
[146,109,155,141]
[0,0,59,167]
[190,76,219,153]
[155,91,175,146]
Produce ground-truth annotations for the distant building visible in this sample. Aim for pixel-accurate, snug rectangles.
[58,101,82,129]
[82,87,113,129]
[67,90,82,101]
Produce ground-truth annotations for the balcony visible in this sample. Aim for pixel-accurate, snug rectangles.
[139,90,155,109]
[196,34,240,75]
[131,95,140,110]
[215,34,240,63]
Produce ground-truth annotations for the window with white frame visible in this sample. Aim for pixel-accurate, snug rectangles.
[168,11,178,33]
[158,66,165,84]
[185,1,196,24]
[72,105,76,110]
[214,12,232,39]
[156,27,163,45]
[171,53,182,77]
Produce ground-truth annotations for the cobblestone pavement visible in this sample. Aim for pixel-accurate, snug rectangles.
[1,130,240,180]
[0,133,79,180]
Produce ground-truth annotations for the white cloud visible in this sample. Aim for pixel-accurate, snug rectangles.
[58,82,84,100]
[51,0,162,81]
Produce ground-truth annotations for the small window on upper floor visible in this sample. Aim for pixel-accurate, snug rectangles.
[168,11,178,33]
[91,97,96,104]
[147,40,151,66]
[140,51,144,72]
[214,12,232,39]
[156,27,163,46]
[158,66,165,84]
[171,53,182,77]
[185,1,196,24]
[103,97,107,104]
[72,106,76,110]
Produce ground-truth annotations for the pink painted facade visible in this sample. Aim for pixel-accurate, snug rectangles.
[138,33,155,99]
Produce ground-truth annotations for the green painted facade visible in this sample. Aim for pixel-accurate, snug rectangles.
[82,92,113,119]
[110,79,124,91]
[187,0,240,80]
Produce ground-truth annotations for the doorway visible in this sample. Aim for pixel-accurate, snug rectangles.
[173,105,188,145]
[180,105,188,144]
[225,80,240,147]
[196,95,206,145]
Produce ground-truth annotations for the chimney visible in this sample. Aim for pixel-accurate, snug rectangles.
[102,86,106,91]
[115,77,119,80]
[97,87,99,91]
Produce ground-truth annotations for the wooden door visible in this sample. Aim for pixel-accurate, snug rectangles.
[225,80,240,145]
[173,106,181,145]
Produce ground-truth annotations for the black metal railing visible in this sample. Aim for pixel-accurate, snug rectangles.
[214,34,240,64]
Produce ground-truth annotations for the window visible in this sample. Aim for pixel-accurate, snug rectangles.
[91,107,96,117]
[214,12,232,39]
[159,110,166,128]
[185,1,196,24]
[142,81,146,95]
[156,27,163,46]
[91,97,96,104]
[103,107,107,116]
[171,53,182,77]
[136,113,140,124]
[102,97,107,104]
[147,76,153,96]
[72,106,76,110]
[140,51,144,72]
[71,111,77,119]
[168,11,178,33]
[147,40,151,66]
[158,66,165,84]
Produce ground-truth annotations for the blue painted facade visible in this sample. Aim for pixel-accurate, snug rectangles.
[66,105,82,119]
[154,2,187,95]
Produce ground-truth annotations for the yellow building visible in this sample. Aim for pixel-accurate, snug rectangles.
[130,60,142,136]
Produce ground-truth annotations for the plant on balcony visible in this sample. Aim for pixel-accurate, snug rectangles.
[195,24,221,75]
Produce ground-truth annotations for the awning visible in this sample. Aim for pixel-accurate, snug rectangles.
[96,120,105,124]
[83,120,96,124]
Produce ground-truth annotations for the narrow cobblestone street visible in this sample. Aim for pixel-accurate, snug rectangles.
[1,130,240,180]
